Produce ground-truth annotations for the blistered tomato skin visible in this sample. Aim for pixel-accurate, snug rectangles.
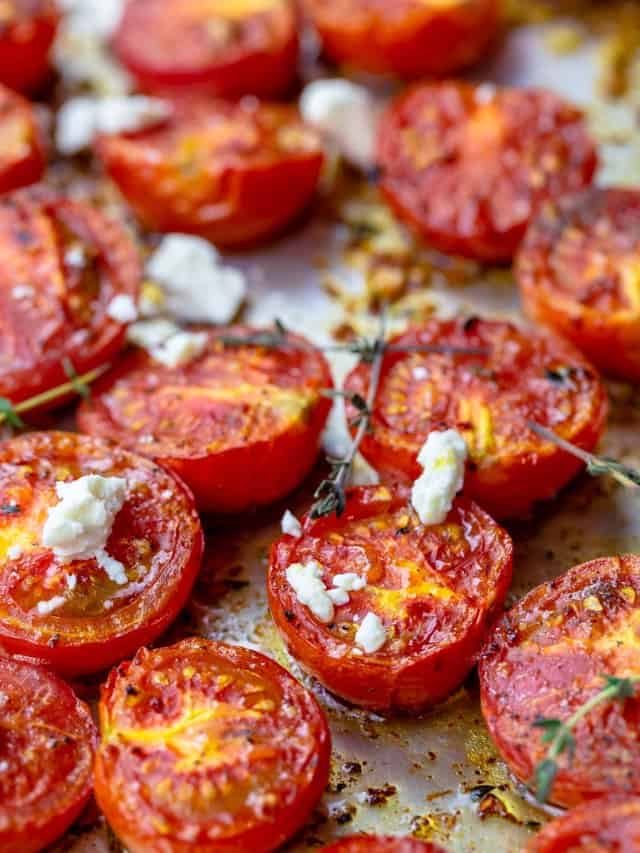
[527,796,640,853]
[268,485,513,713]
[0,84,46,193]
[0,431,203,676]
[377,82,598,262]
[98,98,323,248]
[0,188,141,409]
[95,638,331,853]
[518,187,640,382]
[0,656,97,853]
[322,836,447,853]
[304,0,499,78]
[114,0,299,99]
[344,318,608,520]
[0,0,59,93]
[480,556,640,808]
[77,327,332,514]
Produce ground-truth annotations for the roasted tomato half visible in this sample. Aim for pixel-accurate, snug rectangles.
[527,796,640,853]
[0,188,141,408]
[0,431,203,676]
[0,83,46,193]
[114,0,298,99]
[97,98,323,247]
[377,82,598,262]
[0,0,59,93]
[322,836,447,853]
[518,187,640,383]
[479,555,640,808]
[344,318,608,520]
[95,638,331,853]
[304,0,499,78]
[269,485,513,713]
[0,655,96,853]
[77,327,332,513]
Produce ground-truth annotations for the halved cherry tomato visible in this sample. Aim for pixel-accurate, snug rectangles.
[77,327,332,513]
[0,431,203,676]
[268,485,513,713]
[114,0,299,99]
[479,555,640,808]
[377,82,598,262]
[97,97,324,247]
[0,655,96,853]
[322,836,447,853]
[0,188,141,409]
[518,187,640,382]
[0,0,59,93]
[344,318,608,520]
[94,637,331,853]
[304,0,499,78]
[0,83,46,193]
[527,796,640,853]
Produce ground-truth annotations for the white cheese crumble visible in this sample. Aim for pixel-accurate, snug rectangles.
[411,430,468,525]
[66,573,77,591]
[286,561,334,623]
[107,294,138,324]
[145,234,247,325]
[36,595,67,616]
[58,0,125,40]
[11,285,34,300]
[96,549,127,585]
[355,612,387,654]
[7,545,22,560]
[300,79,380,171]
[332,573,366,593]
[0,760,8,772]
[281,509,302,538]
[127,319,208,368]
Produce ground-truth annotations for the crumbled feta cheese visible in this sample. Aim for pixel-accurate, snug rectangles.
[127,318,178,350]
[145,234,247,325]
[36,595,67,616]
[11,285,34,300]
[355,612,387,654]
[107,294,138,324]
[327,588,349,606]
[286,560,334,624]
[332,573,366,593]
[300,79,380,170]
[0,760,9,772]
[53,31,132,95]
[7,545,22,560]
[66,573,77,591]
[281,509,302,538]
[411,430,468,525]
[58,0,125,40]
[152,330,208,368]
[95,548,127,586]
[349,452,380,487]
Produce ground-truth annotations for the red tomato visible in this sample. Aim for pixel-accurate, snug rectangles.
[0,83,46,193]
[0,655,96,853]
[479,555,640,808]
[94,638,331,853]
[344,318,608,520]
[114,0,299,99]
[377,82,598,262]
[322,836,447,853]
[304,0,499,78]
[0,0,59,93]
[269,485,513,713]
[527,796,640,853]
[0,431,203,676]
[0,188,141,409]
[97,97,324,247]
[518,187,640,383]
[77,326,332,513]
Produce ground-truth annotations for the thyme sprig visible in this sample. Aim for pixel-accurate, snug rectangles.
[533,675,640,803]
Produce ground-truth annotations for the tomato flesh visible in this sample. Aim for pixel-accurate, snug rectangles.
[0,431,203,675]
[344,318,608,520]
[94,638,331,853]
[269,485,513,712]
[479,555,640,808]
[377,82,598,262]
[0,655,96,853]
[321,836,447,853]
[527,796,640,853]
[0,0,59,92]
[0,83,45,193]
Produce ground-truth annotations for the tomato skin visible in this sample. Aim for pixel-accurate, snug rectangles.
[321,836,447,853]
[479,555,640,808]
[344,318,608,520]
[527,796,640,853]
[0,431,203,676]
[0,83,46,193]
[78,327,332,514]
[97,98,323,247]
[377,82,598,262]
[0,1,59,93]
[269,485,513,713]
[0,187,141,409]
[518,187,640,383]
[0,655,96,853]
[94,638,331,853]
[305,0,499,78]
[114,0,299,99]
